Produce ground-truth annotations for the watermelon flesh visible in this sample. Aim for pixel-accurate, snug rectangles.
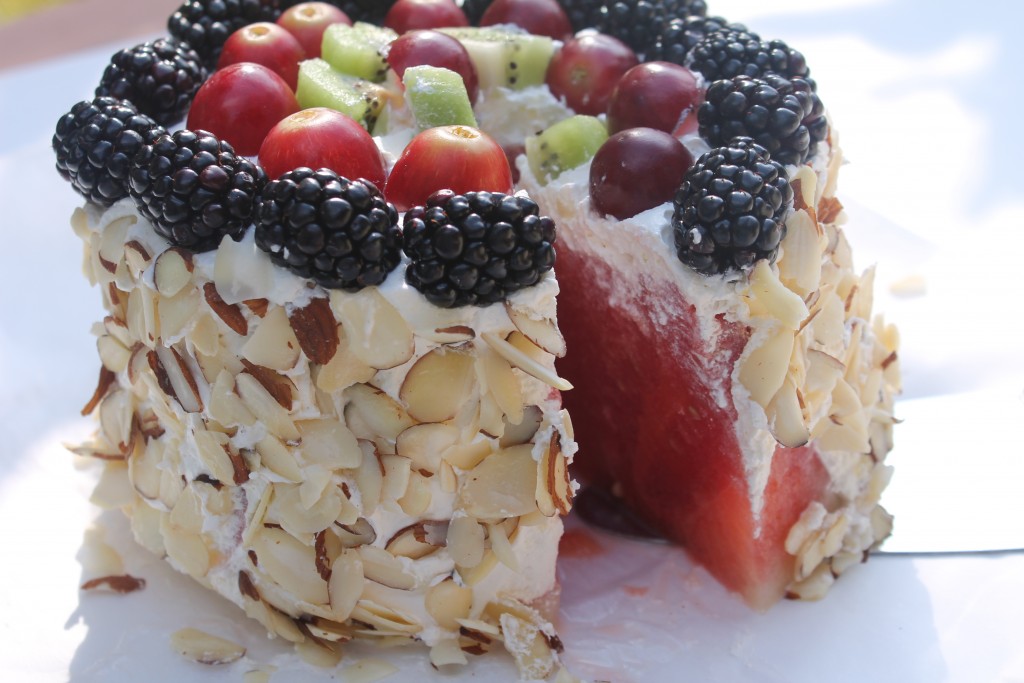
[554,228,832,610]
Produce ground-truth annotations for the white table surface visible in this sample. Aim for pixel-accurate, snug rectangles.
[1,1,1023,681]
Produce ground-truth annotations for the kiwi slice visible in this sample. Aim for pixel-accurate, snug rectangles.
[296,59,389,130]
[440,27,554,91]
[402,65,478,131]
[525,115,609,184]
[321,21,397,83]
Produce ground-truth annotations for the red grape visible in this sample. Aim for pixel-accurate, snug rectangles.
[277,2,352,58]
[258,108,386,187]
[606,62,701,135]
[546,33,638,116]
[386,29,479,104]
[480,0,572,41]
[589,127,693,220]
[187,62,300,156]
[384,0,469,34]
[217,22,306,90]
[385,125,513,212]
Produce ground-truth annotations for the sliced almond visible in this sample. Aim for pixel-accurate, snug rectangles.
[487,520,519,571]
[159,288,201,342]
[425,578,473,631]
[536,432,572,516]
[240,305,300,371]
[170,628,245,665]
[236,372,299,441]
[315,324,376,393]
[399,348,476,423]
[204,282,248,336]
[98,215,134,274]
[239,359,296,410]
[353,441,384,515]
[90,461,134,509]
[396,422,459,474]
[506,303,566,357]
[745,259,809,330]
[350,600,422,635]
[421,325,476,344]
[97,335,131,373]
[344,384,416,442]
[123,240,152,276]
[209,369,257,428]
[498,613,556,680]
[153,247,195,297]
[738,329,796,409]
[380,454,412,503]
[442,438,493,471]
[289,297,340,365]
[298,419,362,470]
[151,346,204,413]
[430,639,469,667]
[251,526,329,605]
[385,522,445,560]
[459,444,539,519]
[272,482,344,537]
[768,377,811,448]
[330,288,414,370]
[481,332,572,391]
[334,517,377,548]
[479,346,524,426]
[326,548,363,621]
[358,545,416,590]
[193,428,237,485]
[500,405,543,447]
[397,470,432,516]
[255,434,302,482]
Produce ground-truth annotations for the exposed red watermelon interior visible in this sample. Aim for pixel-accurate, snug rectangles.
[555,238,831,609]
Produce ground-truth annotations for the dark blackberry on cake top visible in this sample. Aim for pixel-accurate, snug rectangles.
[672,137,793,275]
[648,15,746,66]
[95,38,207,126]
[459,0,493,24]
[168,0,282,66]
[130,129,266,251]
[53,97,166,207]
[316,0,397,23]
[404,190,556,308]
[689,28,812,87]
[255,168,402,290]
[698,74,827,166]
[558,0,707,54]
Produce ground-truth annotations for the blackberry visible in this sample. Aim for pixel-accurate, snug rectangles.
[254,169,402,290]
[698,74,827,167]
[559,0,707,55]
[130,129,266,252]
[95,38,206,126]
[648,15,746,66]
[281,0,397,24]
[53,97,166,207]
[459,0,492,24]
[168,0,282,67]
[688,28,812,86]
[403,190,556,308]
[672,137,793,275]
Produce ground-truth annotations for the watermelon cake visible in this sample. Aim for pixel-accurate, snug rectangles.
[52,0,900,676]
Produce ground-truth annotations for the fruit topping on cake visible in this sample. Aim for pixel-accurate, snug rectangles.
[403,190,556,307]
[254,168,402,288]
[95,38,207,126]
[53,97,166,206]
[672,136,790,273]
[129,129,266,251]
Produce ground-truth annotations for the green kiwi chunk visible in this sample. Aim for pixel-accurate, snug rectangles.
[403,65,478,131]
[440,27,554,91]
[525,115,609,184]
[321,22,397,82]
[296,59,388,130]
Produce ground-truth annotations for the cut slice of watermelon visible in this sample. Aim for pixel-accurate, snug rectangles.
[524,143,901,609]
